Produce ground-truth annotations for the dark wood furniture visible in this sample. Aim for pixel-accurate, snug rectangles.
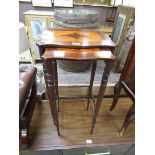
[110,38,135,135]
[19,66,37,147]
[37,29,116,135]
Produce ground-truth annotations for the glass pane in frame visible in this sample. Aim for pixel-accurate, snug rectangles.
[30,20,46,39]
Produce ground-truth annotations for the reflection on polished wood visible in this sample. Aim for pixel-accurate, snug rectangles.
[21,97,134,151]
[42,48,116,60]
[37,29,116,48]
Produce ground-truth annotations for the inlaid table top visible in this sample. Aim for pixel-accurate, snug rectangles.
[37,29,116,48]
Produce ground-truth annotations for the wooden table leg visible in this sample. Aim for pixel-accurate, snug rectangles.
[90,60,113,134]
[87,60,97,111]
[52,60,60,112]
[39,46,59,128]
[41,58,55,125]
[44,59,60,136]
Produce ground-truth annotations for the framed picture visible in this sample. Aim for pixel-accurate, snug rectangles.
[32,0,52,7]
[111,5,135,72]
[54,0,73,7]
[112,13,126,45]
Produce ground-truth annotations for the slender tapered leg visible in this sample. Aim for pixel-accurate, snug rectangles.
[44,59,60,136]
[90,60,113,134]
[119,103,135,136]
[39,46,60,134]
[87,60,97,111]
[52,60,60,112]
[41,58,56,125]
[110,82,123,111]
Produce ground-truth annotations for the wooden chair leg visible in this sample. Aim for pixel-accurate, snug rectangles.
[110,82,122,111]
[119,103,135,136]
[20,128,29,148]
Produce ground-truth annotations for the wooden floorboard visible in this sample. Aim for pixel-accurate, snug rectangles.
[21,97,134,151]
[58,85,126,97]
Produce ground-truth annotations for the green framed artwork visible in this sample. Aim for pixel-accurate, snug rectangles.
[111,5,135,72]
[112,13,126,45]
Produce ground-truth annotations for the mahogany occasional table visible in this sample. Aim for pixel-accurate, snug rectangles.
[37,29,116,135]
